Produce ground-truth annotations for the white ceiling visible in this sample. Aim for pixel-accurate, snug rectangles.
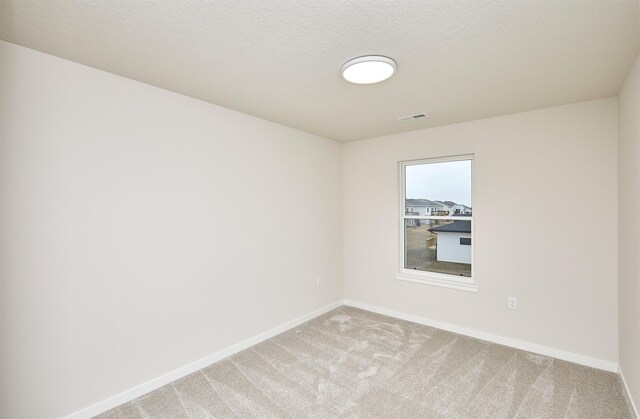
[1,1,639,141]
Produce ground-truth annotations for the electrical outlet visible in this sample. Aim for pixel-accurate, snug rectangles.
[316,276,323,287]
[508,297,518,310]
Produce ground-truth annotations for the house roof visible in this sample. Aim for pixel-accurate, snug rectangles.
[405,199,443,208]
[434,200,472,210]
[429,220,471,233]
[434,200,460,208]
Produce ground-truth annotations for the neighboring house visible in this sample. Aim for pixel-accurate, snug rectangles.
[451,204,472,215]
[429,220,472,264]
[405,199,472,227]
[453,204,472,215]
[433,200,453,215]
[405,199,443,216]
[434,200,472,215]
[405,199,444,226]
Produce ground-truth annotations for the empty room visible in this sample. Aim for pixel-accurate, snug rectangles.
[1,1,640,418]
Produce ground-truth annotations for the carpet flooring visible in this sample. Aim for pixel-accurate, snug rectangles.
[97,306,633,418]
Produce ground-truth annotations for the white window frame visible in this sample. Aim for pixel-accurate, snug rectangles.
[396,154,477,293]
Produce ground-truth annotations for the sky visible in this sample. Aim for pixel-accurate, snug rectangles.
[406,160,472,207]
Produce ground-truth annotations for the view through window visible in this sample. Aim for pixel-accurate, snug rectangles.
[402,156,473,279]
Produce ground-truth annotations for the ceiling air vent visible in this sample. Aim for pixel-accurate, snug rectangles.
[397,113,428,122]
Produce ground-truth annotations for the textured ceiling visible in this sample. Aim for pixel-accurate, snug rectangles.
[1,0,639,141]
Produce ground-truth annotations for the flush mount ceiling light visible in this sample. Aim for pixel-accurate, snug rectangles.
[341,55,396,84]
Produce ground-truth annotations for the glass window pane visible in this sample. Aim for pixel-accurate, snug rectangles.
[404,219,471,277]
[405,160,472,216]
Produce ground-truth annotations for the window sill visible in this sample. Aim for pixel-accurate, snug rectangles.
[396,272,478,293]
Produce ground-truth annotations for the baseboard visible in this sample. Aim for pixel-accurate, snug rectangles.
[63,298,621,418]
[620,367,640,418]
[63,300,344,419]
[343,299,618,373]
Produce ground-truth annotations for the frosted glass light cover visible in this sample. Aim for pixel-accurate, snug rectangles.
[341,56,396,84]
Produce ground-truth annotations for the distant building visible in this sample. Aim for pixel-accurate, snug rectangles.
[405,199,444,226]
[405,199,444,216]
[452,204,472,215]
[405,198,472,227]
[434,200,472,215]
[429,220,471,264]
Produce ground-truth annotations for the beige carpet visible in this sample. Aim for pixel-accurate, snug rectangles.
[97,306,633,418]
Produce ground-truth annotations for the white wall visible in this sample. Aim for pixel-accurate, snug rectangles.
[618,50,640,412]
[344,98,619,364]
[0,40,629,418]
[0,35,4,415]
[0,42,343,418]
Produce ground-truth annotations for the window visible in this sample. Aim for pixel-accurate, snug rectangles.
[397,155,476,292]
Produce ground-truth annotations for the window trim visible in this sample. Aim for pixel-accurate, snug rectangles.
[397,154,477,293]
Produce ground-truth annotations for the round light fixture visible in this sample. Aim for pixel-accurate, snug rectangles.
[341,55,396,84]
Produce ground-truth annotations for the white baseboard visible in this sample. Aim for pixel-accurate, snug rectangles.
[620,367,639,418]
[65,298,623,418]
[64,300,344,419]
[343,299,618,373]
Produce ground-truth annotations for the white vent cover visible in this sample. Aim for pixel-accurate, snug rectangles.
[397,113,428,122]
